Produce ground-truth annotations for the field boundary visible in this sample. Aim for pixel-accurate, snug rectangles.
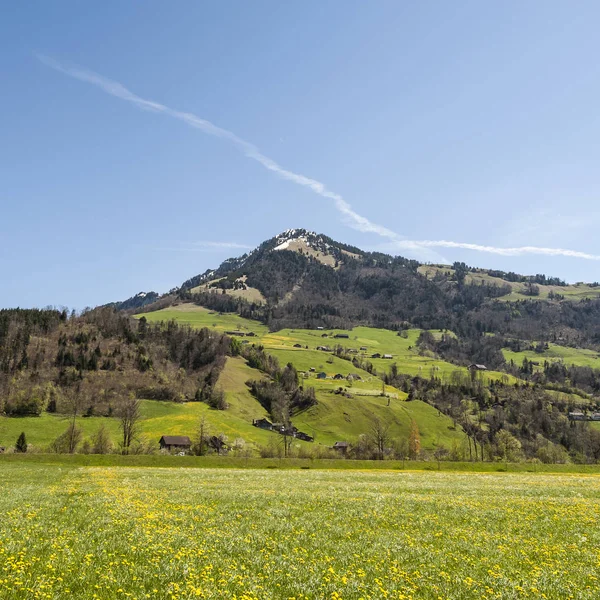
[2,453,600,474]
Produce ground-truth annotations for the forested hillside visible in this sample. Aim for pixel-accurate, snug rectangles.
[3,229,600,462]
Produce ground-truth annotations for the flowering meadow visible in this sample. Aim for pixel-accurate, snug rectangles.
[1,465,599,599]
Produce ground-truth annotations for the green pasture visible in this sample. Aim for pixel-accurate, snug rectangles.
[503,343,600,370]
[1,465,600,599]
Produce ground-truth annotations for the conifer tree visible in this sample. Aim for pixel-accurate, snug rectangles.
[15,432,27,453]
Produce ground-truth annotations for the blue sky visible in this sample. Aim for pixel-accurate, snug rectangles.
[2,1,600,309]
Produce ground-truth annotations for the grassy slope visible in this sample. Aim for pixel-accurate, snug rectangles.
[138,306,469,449]
[418,264,600,302]
[140,304,269,335]
[503,343,600,370]
[190,277,266,304]
[0,359,277,451]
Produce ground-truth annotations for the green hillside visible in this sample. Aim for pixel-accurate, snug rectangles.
[136,306,472,450]
[503,343,600,370]
[418,264,600,303]
[140,304,515,384]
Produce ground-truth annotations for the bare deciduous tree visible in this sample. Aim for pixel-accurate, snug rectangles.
[118,393,140,454]
[369,417,390,460]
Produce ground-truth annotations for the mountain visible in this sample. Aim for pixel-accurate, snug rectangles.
[110,291,160,312]
[3,229,600,462]
[144,229,600,348]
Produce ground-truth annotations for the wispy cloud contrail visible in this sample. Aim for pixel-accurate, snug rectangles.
[38,55,599,262]
[391,240,600,261]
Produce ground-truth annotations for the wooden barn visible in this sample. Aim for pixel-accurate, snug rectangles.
[159,435,192,452]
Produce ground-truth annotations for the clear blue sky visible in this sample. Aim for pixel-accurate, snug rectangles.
[2,1,600,309]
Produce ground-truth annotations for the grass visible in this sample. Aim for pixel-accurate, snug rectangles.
[190,277,266,304]
[0,361,278,452]
[1,464,600,599]
[136,305,537,449]
[140,303,269,336]
[141,305,514,384]
[418,264,600,303]
[503,343,600,370]
[4,453,600,472]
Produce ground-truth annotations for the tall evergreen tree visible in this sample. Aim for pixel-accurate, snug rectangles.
[15,432,27,453]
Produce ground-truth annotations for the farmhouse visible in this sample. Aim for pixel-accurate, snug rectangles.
[360,346,368,351]
[371,353,381,359]
[333,373,345,380]
[332,441,349,455]
[253,418,273,430]
[317,345,332,352]
[159,435,192,452]
[469,364,488,371]
[225,330,245,337]
[382,354,393,359]
[591,413,600,421]
[334,333,349,339]
[293,343,302,348]
[568,412,585,421]
[316,372,327,379]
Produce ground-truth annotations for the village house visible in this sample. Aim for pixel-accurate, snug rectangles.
[334,333,349,339]
[225,330,245,337]
[568,411,586,421]
[469,364,488,371]
[333,373,345,380]
[316,372,327,379]
[371,353,381,358]
[159,435,192,452]
[382,354,393,359]
[360,346,368,351]
[332,441,349,455]
[293,343,302,348]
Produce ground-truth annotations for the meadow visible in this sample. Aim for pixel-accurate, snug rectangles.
[1,464,600,599]
[140,305,514,384]
[503,343,600,371]
[418,265,600,303]
[0,356,464,452]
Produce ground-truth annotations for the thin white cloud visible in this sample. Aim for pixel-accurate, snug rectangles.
[38,55,600,263]
[392,240,600,261]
